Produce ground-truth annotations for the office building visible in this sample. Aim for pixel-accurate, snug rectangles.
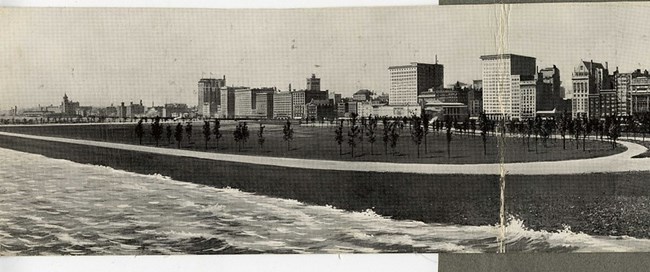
[536,65,563,112]
[388,62,444,106]
[198,77,226,117]
[480,54,536,120]
[273,91,293,119]
[572,60,609,118]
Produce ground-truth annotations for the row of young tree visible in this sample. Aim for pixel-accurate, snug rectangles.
[333,112,459,158]
[134,117,296,152]
[133,111,648,158]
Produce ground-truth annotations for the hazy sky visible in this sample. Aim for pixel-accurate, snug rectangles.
[2,2,650,109]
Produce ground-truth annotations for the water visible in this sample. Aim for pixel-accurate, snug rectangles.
[1,147,649,255]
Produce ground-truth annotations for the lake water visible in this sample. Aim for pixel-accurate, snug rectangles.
[1,147,649,255]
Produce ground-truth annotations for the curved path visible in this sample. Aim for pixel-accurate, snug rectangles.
[0,131,649,175]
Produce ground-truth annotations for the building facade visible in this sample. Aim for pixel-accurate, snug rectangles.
[306,74,321,91]
[536,65,563,112]
[520,75,537,119]
[197,77,226,117]
[61,93,80,115]
[388,62,444,106]
[273,91,293,119]
[571,60,608,118]
[291,90,328,119]
[630,74,650,115]
[219,87,237,118]
[480,54,537,120]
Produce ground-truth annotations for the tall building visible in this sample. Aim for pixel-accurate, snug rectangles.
[388,62,444,106]
[198,77,226,117]
[520,75,537,119]
[273,91,293,119]
[536,65,563,112]
[306,74,321,91]
[234,88,253,118]
[219,86,238,118]
[255,92,274,118]
[480,54,536,120]
[571,60,608,118]
[234,87,275,118]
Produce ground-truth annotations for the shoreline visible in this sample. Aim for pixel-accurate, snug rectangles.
[1,134,650,239]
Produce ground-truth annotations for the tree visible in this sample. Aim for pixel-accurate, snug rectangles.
[445,119,453,159]
[213,119,223,150]
[334,120,344,156]
[558,112,568,150]
[347,113,360,157]
[282,120,294,151]
[233,122,244,152]
[627,116,637,139]
[609,117,621,149]
[382,117,390,156]
[421,110,431,154]
[257,123,266,150]
[479,113,489,155]
[388,121,400,156]
[581,116,590,152]
[135,119,144,145]
[185,122,193,145]
[174,123,183,148]
[151,117,163,147]
[574,117,582,150]
[534,116,542,154]
[365,116,377,155]
[202,120,211,149]
[641,113,650,141]
[410,115,424,158]
[166,124,172,146]
[359,117,366,156]
[242,122,250,148]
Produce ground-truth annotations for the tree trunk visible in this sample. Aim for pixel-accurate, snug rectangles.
[582,136,586,151]
[562,137,566,150]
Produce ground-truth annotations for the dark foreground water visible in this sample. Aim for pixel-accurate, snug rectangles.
[1,147,649,255]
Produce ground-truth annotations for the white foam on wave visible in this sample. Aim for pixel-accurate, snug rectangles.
[504,215,650,252]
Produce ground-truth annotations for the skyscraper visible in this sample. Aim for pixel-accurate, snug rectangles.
[198,76,226,117]
[480,54,536,120]
[571,60,608,118]
[388,62,444,106]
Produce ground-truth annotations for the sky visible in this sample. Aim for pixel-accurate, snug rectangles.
[2,2,650,109]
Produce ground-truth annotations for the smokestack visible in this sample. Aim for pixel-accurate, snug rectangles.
[606,62,608,70]
[140,100,143,106]
[289,83,292,92]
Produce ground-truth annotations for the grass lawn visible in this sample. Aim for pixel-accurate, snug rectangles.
[0,120,627,164]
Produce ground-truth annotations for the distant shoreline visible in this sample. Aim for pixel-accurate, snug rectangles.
[1,134,649,239]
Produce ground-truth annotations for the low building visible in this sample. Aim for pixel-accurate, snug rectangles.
[306,99,336,121]
[372,105,422,118]
[352,89,372,102]
[163,103,189,118]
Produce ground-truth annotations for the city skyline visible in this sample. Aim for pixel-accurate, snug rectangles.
[3,3,650,109]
